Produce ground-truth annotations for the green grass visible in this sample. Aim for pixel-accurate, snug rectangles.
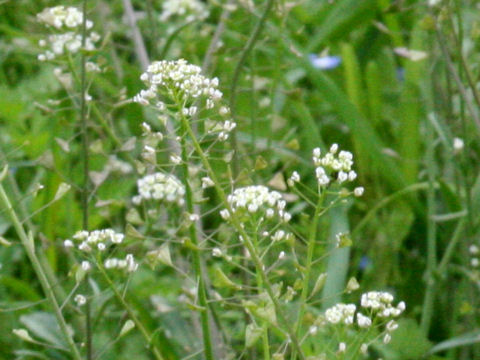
[0,0,480,359]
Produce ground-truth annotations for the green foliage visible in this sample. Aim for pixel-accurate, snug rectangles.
[1,0,480,359]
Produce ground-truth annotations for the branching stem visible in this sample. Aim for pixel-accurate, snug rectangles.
[0,182,82,360]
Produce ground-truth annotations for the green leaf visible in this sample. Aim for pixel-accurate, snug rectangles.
[212,266,241,290]
[426,330,480,356]
[388,319,431,359]
[245,323,263,348]
[20,312,67,349]
[119,320,135,338]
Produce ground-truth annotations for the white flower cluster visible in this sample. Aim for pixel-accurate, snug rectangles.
[64,229,139,274]
[160,0,209,23]
[36,6,100,61]
[133,172,185,206]
[360,291,405,318]
[66,229,125,253]
[133,59,223,108]
[104,254,138,273]
[325,303,356,325]
[312,144,357,186]
[220,185,291,222]
[37,6,91,29]
[323,291,405,346]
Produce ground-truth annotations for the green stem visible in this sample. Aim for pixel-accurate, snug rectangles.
[97,265,165,360]
[181,118,306,360]
[178,109,214,360]
[420,120,437,334]
[252,232,270,360]
[229,0,276,176]
[80,1,93,357]
[0,182,82,360]
[292,191,324,359]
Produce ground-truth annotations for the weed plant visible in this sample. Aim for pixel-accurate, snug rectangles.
[0,1,479,360]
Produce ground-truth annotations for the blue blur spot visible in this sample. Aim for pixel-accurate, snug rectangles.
[359,255,371,270]
[309,54,342,70]
[396,67,405,82]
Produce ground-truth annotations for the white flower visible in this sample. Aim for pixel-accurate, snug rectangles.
[105,258,118,269]
[288,171,301,186]
[160,0,209,22]
[471,258,479,267]
[222,185,290,222]
[386,320,398,332]
[219,106,230,116]
[338,171,348,183]
[354,187,364,197]
[360,343,368,355]
[212,247,222,257]
[325,303,356,325]
[469,245,479,255]
[63,239,74,248]
[134,59,222,110]
[312,145,356,186]
[453,137,464,153]
[272,230,285,242]
[74,294,86,306]
[220,209,230,220]
[383,333,392,344]
[126,254,138,272]
[36,7,99,61]
[357,312,372,328]
[135,172,185,206]
[201,177,214,189]
[81,261,91,271]
[170,154,182,164]
[278,251,286,260]
[361,291,405,318]
[189,214,200,222]
[338,342,346,353]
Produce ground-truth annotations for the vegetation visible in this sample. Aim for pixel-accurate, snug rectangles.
[0,0,479,359]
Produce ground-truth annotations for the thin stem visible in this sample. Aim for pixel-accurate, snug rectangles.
[201,1,232,74]
[181,118,306,360]
[229,0,276,176]
[178,109,214,360]
[80,1,92,357]
[0,182,82,360]
[292,191,324,359]
[435,25,480,134]
[421,120,437,334]
[97,266,165,360]
[252,231,270,360]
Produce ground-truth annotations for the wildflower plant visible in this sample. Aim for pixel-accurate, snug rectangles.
[0,2,415,360]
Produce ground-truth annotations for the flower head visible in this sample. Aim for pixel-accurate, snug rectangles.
[160,0,209,22]
[133,59,223,108]
[36,6,99,61]
[221,185,291,223]
[134,172,185,206]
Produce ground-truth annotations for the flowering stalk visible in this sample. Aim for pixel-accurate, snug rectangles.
[292,190,325,358]
[180,115,306,360]
[252,231,271,360]
[0,180,82,360]
[79,0,93,357]
[176,99,215,360]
